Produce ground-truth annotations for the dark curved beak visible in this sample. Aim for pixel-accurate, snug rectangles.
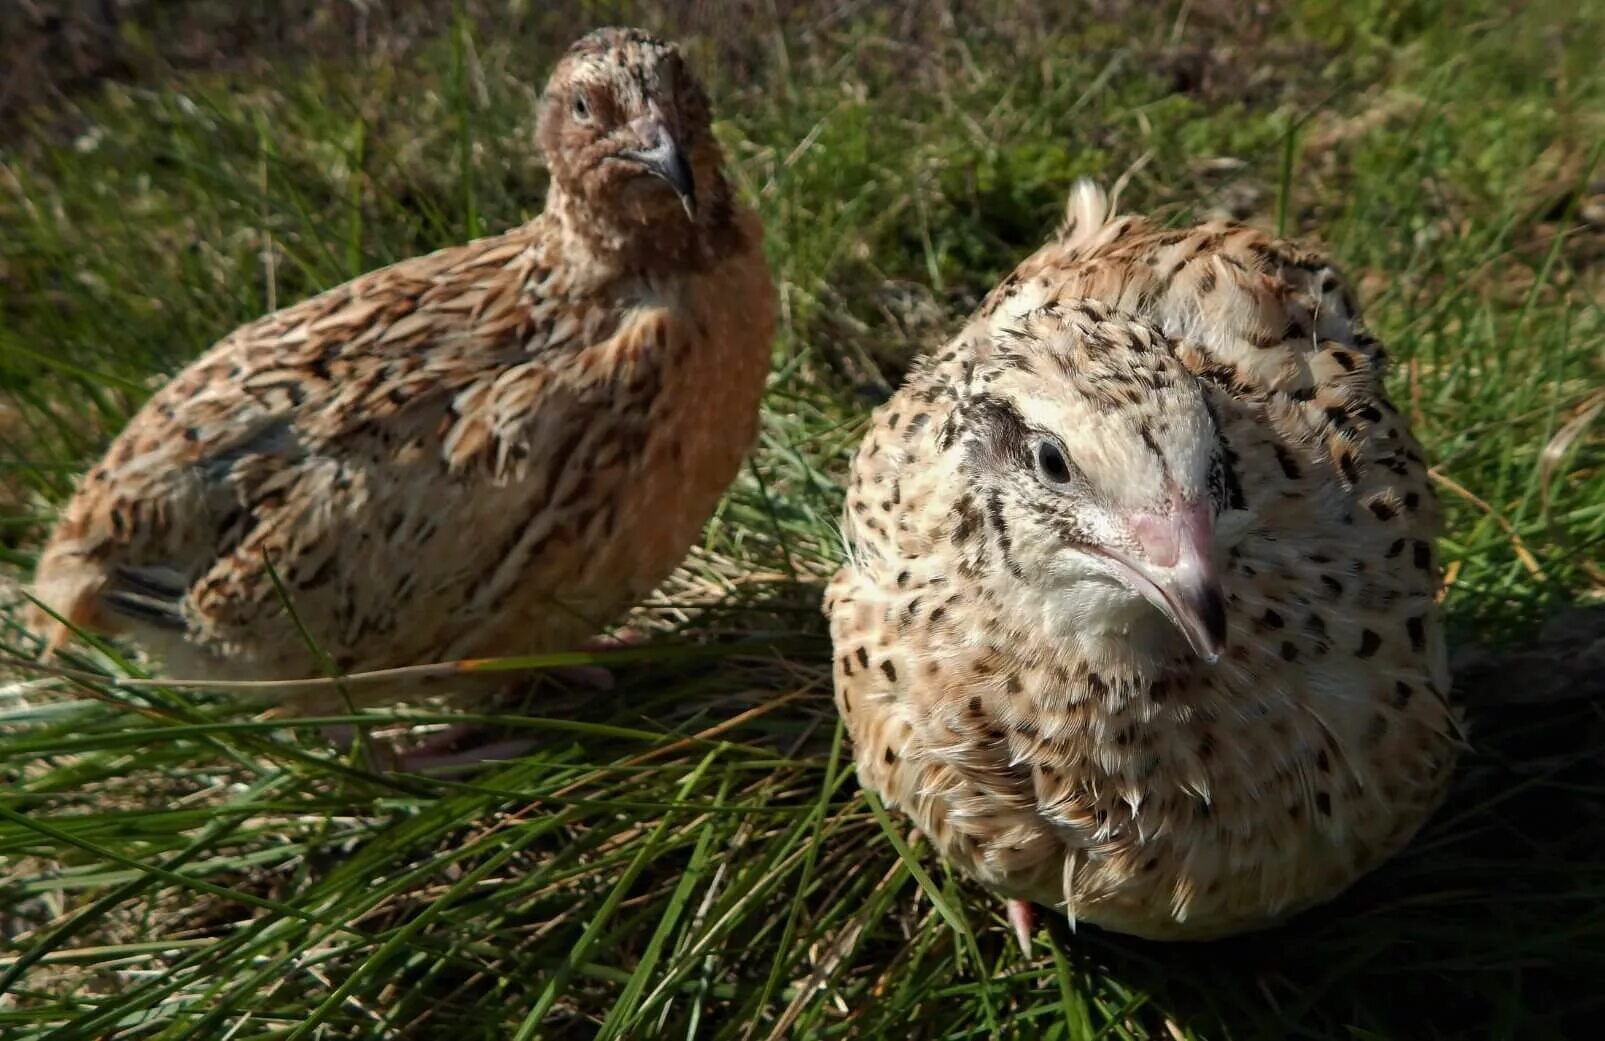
[1109,499,1227,663]
[1159,569,1228,663]
[615,126,696,220]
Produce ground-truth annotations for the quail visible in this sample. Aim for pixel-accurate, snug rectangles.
[30,29,775,725]
[826,181,1458,943]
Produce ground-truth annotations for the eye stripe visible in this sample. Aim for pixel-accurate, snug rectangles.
[957,393,1032,469]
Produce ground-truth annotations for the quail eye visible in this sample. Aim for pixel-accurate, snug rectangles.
[1034,437,1074,487]
[572,96,591,121]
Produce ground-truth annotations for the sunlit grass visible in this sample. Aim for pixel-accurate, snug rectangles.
[1,1,1601,1038]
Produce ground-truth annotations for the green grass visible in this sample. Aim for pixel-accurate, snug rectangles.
[1,1,1602,1037]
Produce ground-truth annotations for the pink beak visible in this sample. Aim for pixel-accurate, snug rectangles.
[1113,499,1227,662]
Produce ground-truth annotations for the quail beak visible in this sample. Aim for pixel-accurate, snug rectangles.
[614,118,697,220]
[1102,499,1227,663]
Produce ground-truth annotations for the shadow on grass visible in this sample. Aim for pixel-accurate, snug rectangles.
[527,595,1605,1040]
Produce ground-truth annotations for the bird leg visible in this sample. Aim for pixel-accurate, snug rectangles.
[904,830,1036,956]
[1006,899,1037,956]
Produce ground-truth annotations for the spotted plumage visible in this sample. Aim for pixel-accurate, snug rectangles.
[30,28,774,702]
[827,181,1458,941]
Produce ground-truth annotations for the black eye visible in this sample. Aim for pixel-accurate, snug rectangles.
[572,96,591,121]
[1034,438,1073,487]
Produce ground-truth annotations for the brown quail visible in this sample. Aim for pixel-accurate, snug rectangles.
[30,29,775,723]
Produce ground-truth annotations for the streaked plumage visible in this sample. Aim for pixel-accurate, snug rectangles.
[827,182,1459,941]
[30,28,774,702]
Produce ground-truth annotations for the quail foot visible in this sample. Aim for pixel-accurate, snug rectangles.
[29,28,776,769]
[827,181,1459,942]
